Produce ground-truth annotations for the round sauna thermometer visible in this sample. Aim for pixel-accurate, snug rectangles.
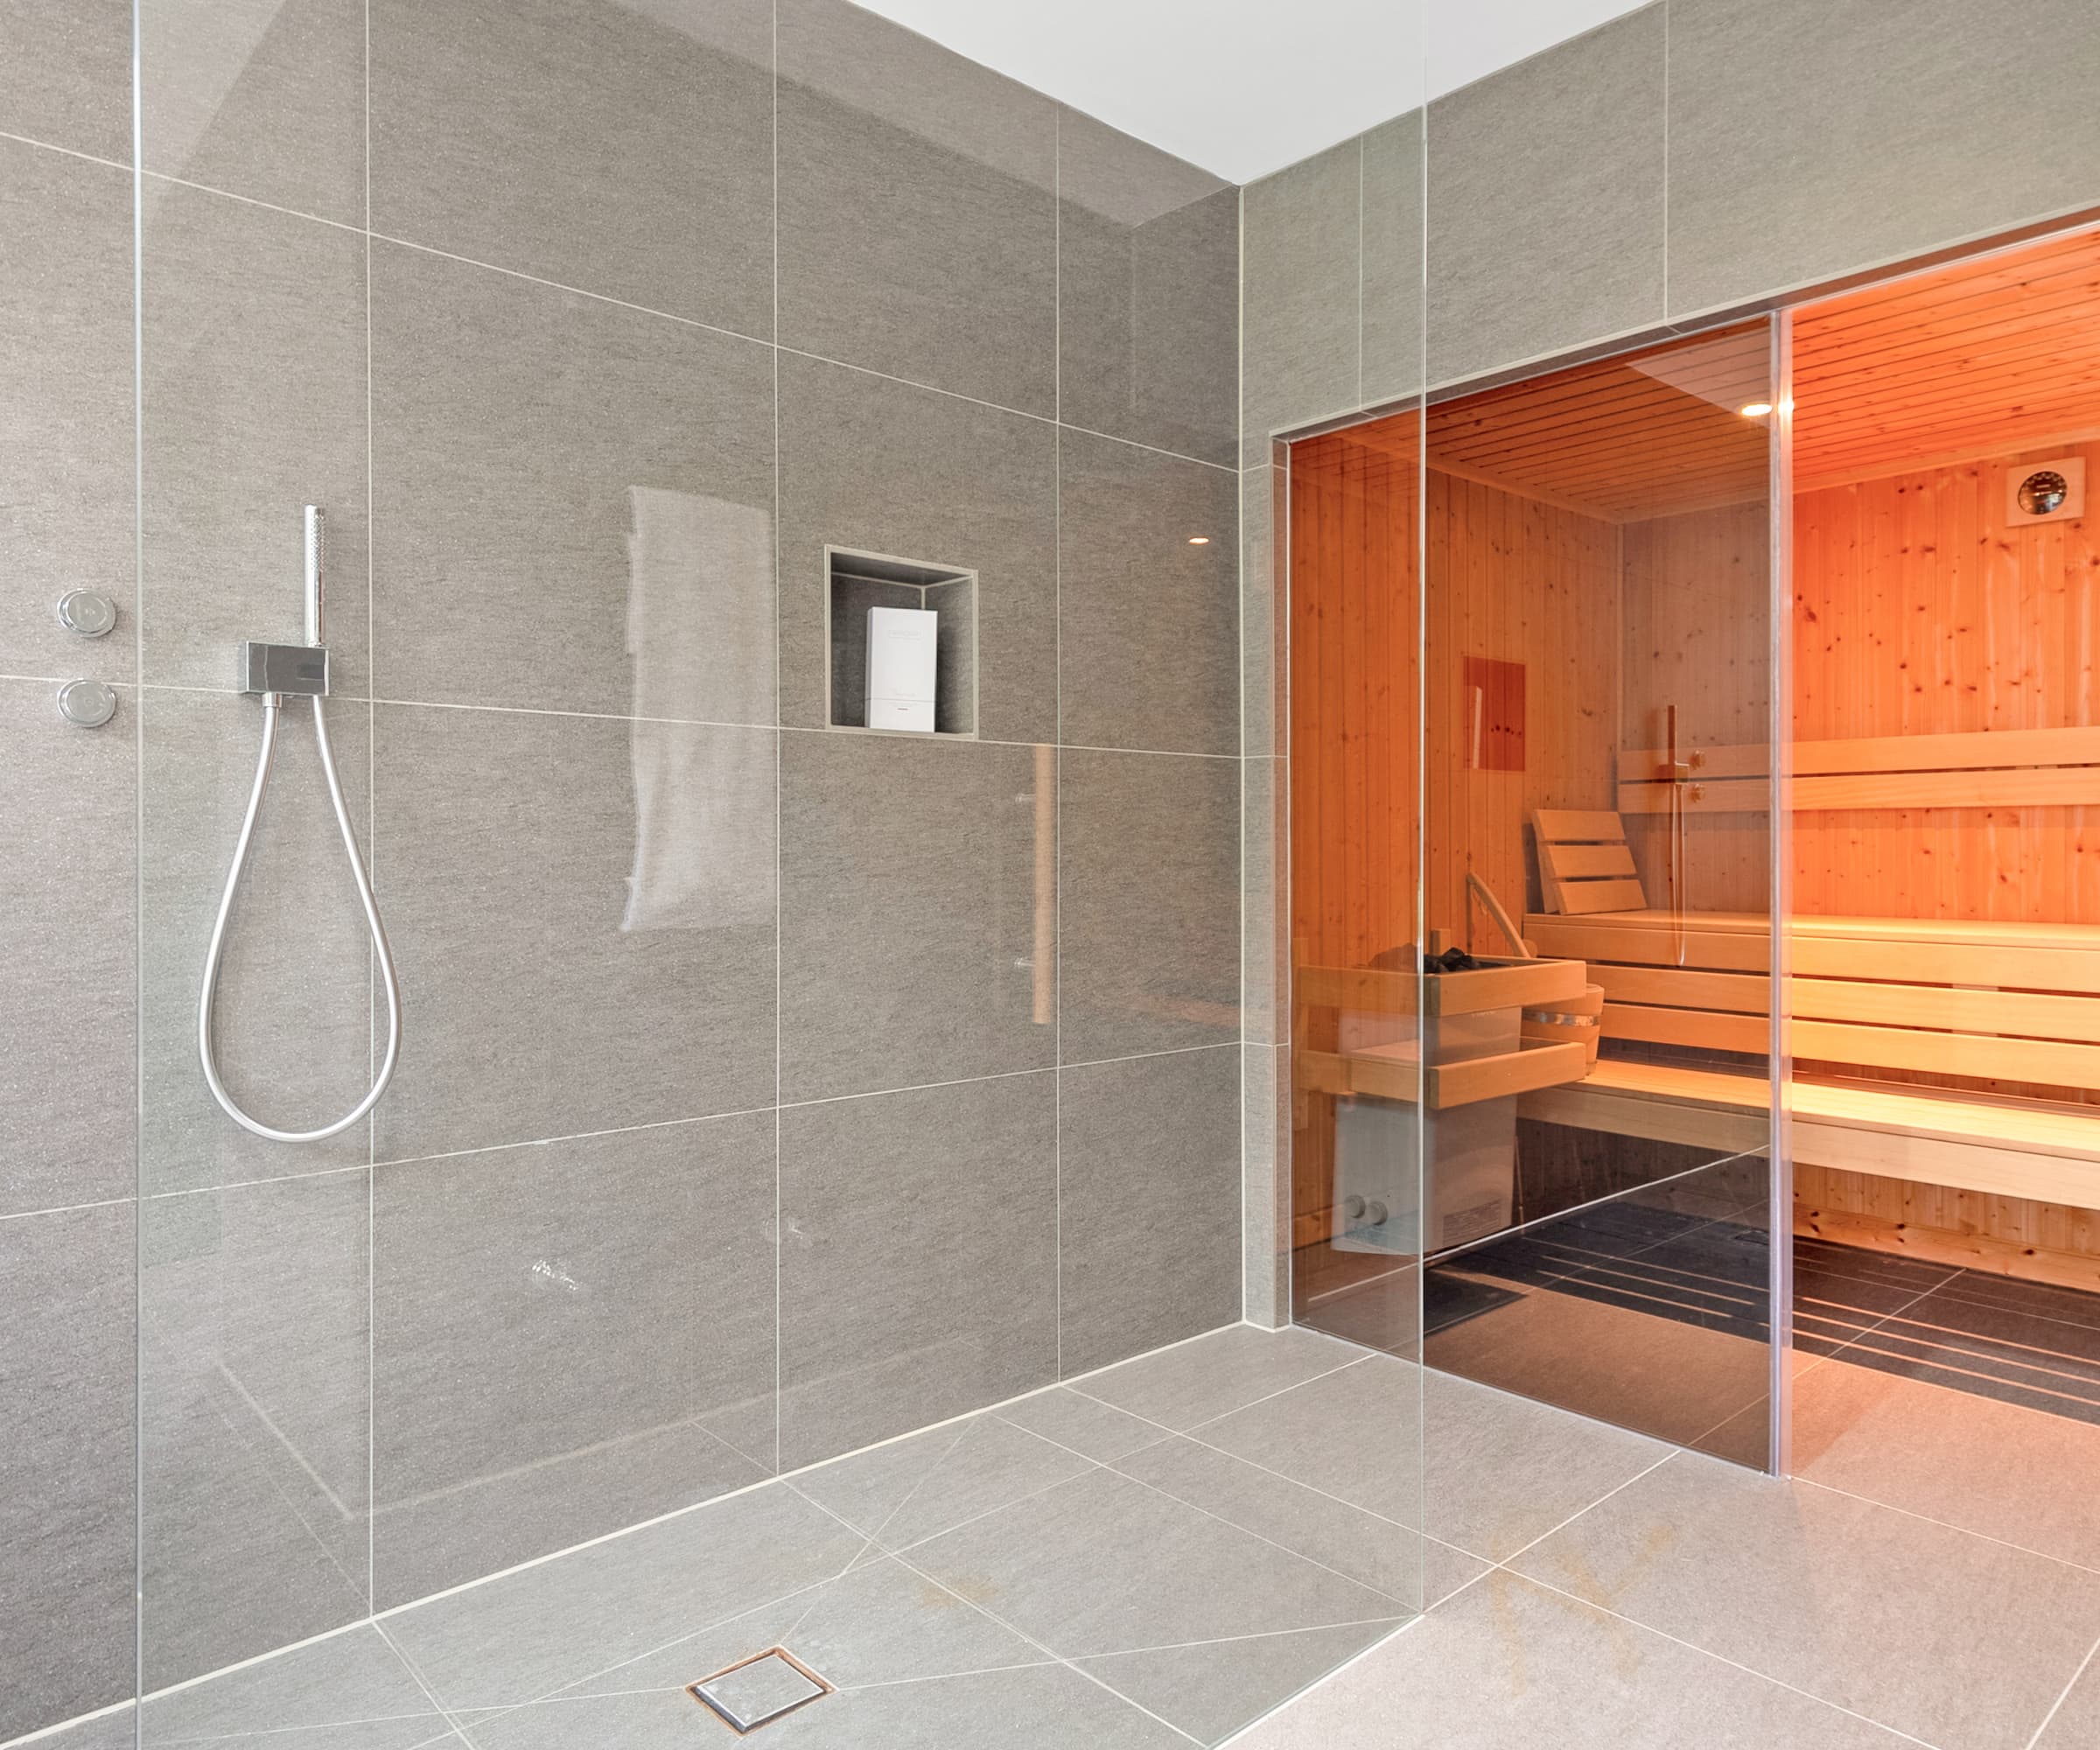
[2018,469,2070,516]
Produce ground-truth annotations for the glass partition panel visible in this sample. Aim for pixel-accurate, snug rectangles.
[1416,322,1782,1466]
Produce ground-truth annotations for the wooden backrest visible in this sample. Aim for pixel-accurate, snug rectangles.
[1526,911,2100,1096]
[1530,809,1648,915]
[1615,724,2100,816]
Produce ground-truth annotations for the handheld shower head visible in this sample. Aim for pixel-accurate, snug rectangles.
[304,504,325,647]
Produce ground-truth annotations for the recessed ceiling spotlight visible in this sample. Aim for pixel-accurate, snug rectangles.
[1740,402,1774,418]
[1187,536,1211,544]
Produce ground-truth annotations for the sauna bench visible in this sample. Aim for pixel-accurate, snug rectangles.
[1519,909,2100,1207]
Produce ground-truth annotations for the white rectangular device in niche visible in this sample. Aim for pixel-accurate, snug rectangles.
[824,547,977,736]
[2006,457,2085,526]
[867,606,936,732]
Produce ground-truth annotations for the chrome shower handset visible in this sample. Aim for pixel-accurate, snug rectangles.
[199,506,402,1143]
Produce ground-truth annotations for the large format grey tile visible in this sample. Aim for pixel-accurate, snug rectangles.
[382,1483,864,1712]
[1426,6,1665,386]
[1242,137,1360,468]
[508,1550,1052,1714]
[794,1411,1094,1553]
[998,1384,1161,1464]
[141,178,369,696]
[30,1712,141,1750]
[1084,1620,1404,1748]
[1360,110,1424,407]
[466,1661,1184,1750]
[1058,431,1238,757]
[0,0,131,162]
[142,0,365,225]
[369,0,773,332]
[1228,1570,1920,1750]
[2036,1648,2100,1750]
[139,1624,446,1747]
[1792,1358,2100,1571]
[1667,0,2100,319]
[911,1467,1401,1660]
[1059,1047,1242,1376]
[1076,1324,1365,1433]
[141,1172,371,1688]
[139,689,373,1194]
[0,680,135,1217]
[1194,1359,1671,1564]
[777,0,1056,414]
[0,1204,136,1743]
[369,241,774,718]
[0,140,135,682]
[779,733,1053,1102]
[372,1113,776,1607]
[1242,1042,1292,1331]
[369,704,775,1161]
[1512,1452,2100,1750]
[1239,463,1286,761]
[1242,756,1284,1044]
[1056,108,1237,466]
[1059,748,1239,1062]
[779,1074,1059,1467]
[776,351,1055,740]
[1116,1433,1423,1606]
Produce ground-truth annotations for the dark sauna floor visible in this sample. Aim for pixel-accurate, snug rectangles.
[1429,1208,2100,1428]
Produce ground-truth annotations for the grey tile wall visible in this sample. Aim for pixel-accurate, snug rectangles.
[369,0,775,332]
[0,0,132,162]
[1059,1046,1243,1373]
[1667,0,2100,321]
[11,5,1244,1740]
[777,0,1057,412]
[1056,106,1238,466]
[139,179,370,697]
[1359,111,1425,408]
[0,1204,136,1742]
[1060,748,1242,1064]
[141,0,367,225]
[368,241,775,718]
[779,732,1053,1102]
[0,681,136,1219]
[0,139,136,682]
[368,703,778,1161]
[1058,431,1239,757]
[140,1173,372,1686]
[778,1073,1060,1467]
[1424,4,1667,385]
[372,1114,778,1606]
[1242,136,1362,466]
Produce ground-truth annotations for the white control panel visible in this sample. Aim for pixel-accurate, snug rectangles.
[867,606,937,732]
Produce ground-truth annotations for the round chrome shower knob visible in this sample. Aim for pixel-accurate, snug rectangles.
[57,678,118,728]
[56,589,118,638]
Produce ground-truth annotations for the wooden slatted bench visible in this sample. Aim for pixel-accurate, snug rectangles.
[1522,788,2100,1209]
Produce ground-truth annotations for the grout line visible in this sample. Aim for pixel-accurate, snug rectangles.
[1214,1614,1434,1749]
[2025,1627,2099,1750]
[0,124,131,175]
[769,0,783,1487]
[1486,1449,1679,1575]
[1788,1476,2100,1580]
[1504,1565,1950,1750]
[0,1195,136,1225]
[874,1543,1206,1746]
[128,0,147,1736]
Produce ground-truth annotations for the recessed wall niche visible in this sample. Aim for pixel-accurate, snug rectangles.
[824,546,979,735]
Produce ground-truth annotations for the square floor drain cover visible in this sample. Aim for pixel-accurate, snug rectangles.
[689,1648,833,1733]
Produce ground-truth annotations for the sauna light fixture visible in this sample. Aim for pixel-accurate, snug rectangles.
[1187,535,1211,544]
[1740,402,1774,418]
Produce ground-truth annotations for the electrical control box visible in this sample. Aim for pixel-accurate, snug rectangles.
[866,606,938,732]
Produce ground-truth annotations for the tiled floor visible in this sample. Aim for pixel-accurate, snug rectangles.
[33,1306,2100,1750]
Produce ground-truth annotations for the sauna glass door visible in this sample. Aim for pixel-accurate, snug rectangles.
[1414,320,1783,1467]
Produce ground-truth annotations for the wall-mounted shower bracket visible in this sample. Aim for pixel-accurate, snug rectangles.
[239,640,330,698]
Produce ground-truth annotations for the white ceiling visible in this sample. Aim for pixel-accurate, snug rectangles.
[846,0,1653,184]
